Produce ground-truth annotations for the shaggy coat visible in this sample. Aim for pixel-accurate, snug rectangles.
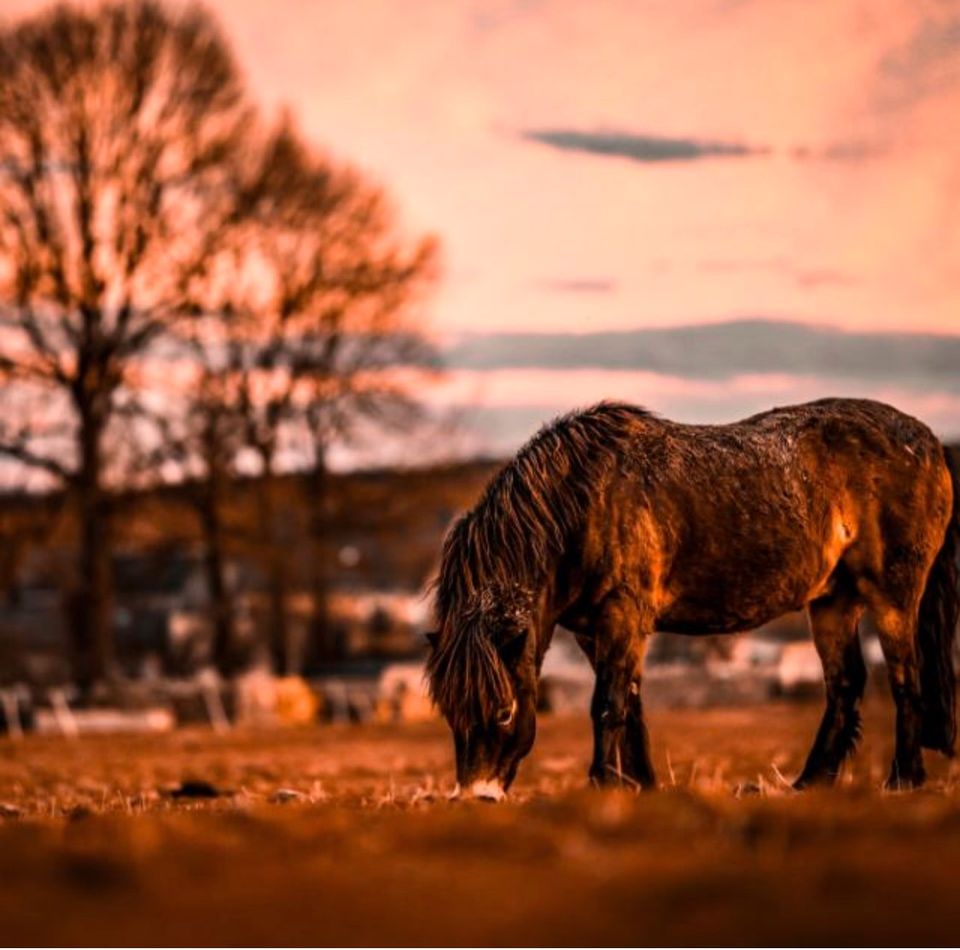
[428,399,959,795]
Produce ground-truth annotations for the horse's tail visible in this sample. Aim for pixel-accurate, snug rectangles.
[918,444,960,756]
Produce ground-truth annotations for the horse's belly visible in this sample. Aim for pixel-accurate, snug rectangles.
[656,597,798,636]
[651,492,856,635]
[656,550,834,635]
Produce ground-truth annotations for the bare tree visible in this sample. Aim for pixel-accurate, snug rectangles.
[0,2,250,692]
[204,121,439,674]
[189,371,247,677]
[131,357,249,677]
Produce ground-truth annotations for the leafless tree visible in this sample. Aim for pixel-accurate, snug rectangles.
[0,2,250,692]
[130,354,249,677]
[203,120,440,673]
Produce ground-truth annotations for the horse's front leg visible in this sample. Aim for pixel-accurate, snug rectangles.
[589,660,655,789]
[584,595,656,789]
[572,632,611,784]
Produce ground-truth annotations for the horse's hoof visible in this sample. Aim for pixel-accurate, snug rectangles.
[465,779,507,802]
[791,770,840,791]
[589,769,612,789]
[884,772,925,792]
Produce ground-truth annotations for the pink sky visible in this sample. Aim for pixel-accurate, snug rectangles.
[6,0,960,452]
[10,0,956,338]
[198,0,960,338]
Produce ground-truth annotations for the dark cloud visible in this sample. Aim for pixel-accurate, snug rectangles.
[881,16,960,79]
[446,319,960,389]
[520,128,876,166]
[876,13,960,109]
[520,129,766,163]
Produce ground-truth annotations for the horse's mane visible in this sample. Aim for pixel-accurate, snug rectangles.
[427,402,651,728]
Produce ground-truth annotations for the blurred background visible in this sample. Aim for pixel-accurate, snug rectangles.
[0,0,958,737]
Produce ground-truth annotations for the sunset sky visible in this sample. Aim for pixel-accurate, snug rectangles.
[9,0,960,454]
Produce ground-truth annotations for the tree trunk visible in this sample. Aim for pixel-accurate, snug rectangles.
[68,406,113,697]
[254,448,291,675]
[197,474,238,677]
[308,447,337,666]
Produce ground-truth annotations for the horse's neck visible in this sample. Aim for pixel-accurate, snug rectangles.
[534,611,558,667]
[530,572,565,666]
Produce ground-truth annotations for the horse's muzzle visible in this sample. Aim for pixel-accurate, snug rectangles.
[449,779,507,802]
[468,778,506,801]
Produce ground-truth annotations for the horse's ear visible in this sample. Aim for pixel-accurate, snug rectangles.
[499,627,528,664]
[424,630,440,650]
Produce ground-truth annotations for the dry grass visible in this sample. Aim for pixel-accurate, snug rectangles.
[2,696,960,945]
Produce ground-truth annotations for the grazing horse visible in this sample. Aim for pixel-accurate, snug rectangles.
[426,399,959,800]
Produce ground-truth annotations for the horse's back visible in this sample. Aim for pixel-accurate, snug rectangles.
[590,398,952,634]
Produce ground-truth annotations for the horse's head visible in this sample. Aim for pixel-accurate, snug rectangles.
[426,585,539,801]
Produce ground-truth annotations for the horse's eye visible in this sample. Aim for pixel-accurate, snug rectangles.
[496,701,517,728]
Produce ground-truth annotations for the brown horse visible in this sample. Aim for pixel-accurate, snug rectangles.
[426,399,959,799]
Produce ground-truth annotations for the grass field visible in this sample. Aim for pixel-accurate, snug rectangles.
[2,696,960,945]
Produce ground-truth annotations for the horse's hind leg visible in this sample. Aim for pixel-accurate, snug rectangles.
[794,590,866,789]
[872,603,926,789]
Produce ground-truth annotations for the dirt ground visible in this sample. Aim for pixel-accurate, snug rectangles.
[2,697,960,946]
